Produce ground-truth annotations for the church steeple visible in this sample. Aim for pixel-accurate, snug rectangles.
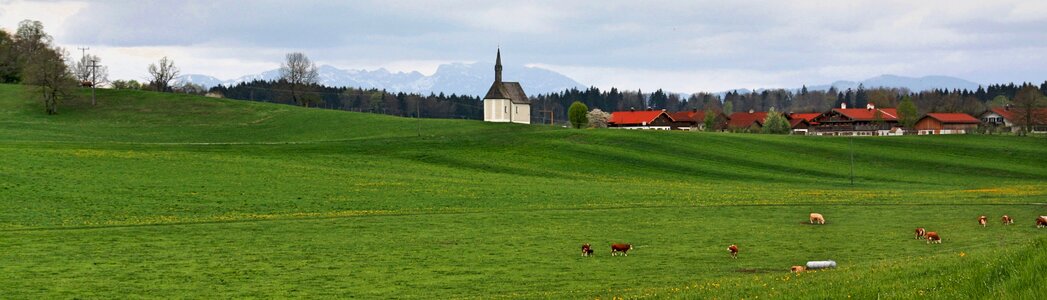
[495,48,502,83]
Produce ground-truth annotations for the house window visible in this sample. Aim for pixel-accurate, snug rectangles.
[516,106,518,114]
[504,106,508,113]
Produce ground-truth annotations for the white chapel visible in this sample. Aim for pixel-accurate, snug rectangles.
[483,49,531,124]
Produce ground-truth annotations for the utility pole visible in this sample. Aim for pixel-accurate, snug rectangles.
[849,134,855,186]
[89,58,99,106]
[77,47,89,86]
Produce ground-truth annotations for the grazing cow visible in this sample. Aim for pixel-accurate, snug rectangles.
[926,231,941,244]
[80,81,94,87]
[1037,216,1047,228]
[581,243,594,256]
[915,227,926,239]
[1001,215,1014,225]
[978,215,988,227]
[727,244,739,259]
[610,243,633,256]
[809,213,825,225]
[790,265,806,273]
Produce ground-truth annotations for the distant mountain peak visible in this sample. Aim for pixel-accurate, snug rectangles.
[178,62,583,97]
[806,74,981,92]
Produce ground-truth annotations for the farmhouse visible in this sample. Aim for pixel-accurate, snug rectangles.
[810,104,900,136]
[483,49,531,124]
[669,109,730,131]
[728,111,770,131]
[608,109,674,130]
[914,113,980,135]
[979,107,1047,133]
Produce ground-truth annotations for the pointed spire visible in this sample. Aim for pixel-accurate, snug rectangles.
[495,48,503,83]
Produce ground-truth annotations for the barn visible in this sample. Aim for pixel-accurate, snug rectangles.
[914,113,981,135]
[608,110,675,130]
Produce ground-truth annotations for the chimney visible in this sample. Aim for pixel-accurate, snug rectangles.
[749,109,755,113]
[867,103,874,110]
[693,108,699,112]
[662,109,667,112]
[841,102,847,109]
[630,107,635,112]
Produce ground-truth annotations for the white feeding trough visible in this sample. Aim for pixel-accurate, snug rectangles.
[806,260,837,270]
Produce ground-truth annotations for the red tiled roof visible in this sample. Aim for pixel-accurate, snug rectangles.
[988,107,1013,121]
[609,110,673,125]
[669,111,697,122]
[728,112,768,128]
[790,113,822,122]
[789,118,809,128]
[923,113,980,124]
[986,107,1047,124]
[832,108,900,121]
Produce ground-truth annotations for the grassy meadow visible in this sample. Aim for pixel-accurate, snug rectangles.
[1,84,1045,298]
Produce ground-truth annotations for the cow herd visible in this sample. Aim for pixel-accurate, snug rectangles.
[579,213,1047,264]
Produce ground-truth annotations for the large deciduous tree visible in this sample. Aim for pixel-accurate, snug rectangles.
[23,46,76,115]
[898,95,919,129]
[760,107,790,134]
[147,56,179,92]
[0,29,19,83]
[568,101,589,129]
[1011,85,1046,135]
[279,52,319,106]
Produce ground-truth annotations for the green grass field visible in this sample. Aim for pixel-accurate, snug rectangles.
[1,84,1045,298]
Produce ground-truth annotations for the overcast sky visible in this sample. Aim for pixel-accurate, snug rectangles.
[3,0,1046,92]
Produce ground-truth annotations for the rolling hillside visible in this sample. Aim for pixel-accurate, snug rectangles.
[0,84,1045,298]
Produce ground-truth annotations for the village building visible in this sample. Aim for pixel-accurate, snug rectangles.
[608,109,674,130]
[482,49,531,124]
[809,104,901,136]
[668,109,730,131]
[914,113,980,135]
[727,111,769,132]
[979,107,1047,133]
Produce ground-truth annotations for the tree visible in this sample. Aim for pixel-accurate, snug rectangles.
[73,54,109,87]
[898,95,919,129]
[1012,85,1046,134]
[23,46,75,115]
[568,101,588,129]
[147,56,179,92]
[703,108,717,132]
[586,108,610,128]
[0,29,19,83]
[14,20,52,61]
[760,108,790,134]
[723,100,733,115]
[988,95,1011,108]
[279,52,319,106]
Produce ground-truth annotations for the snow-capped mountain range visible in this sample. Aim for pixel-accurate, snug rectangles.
[176,62,585,97]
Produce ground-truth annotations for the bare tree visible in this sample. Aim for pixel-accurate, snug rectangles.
[73,54,109,87]
[280,52,318,106]
[1012,85,1046,135]
[147,56,179,92]
[23,46,75,115]
[14,20,52,60]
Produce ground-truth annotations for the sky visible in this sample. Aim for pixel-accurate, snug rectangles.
[2,0,1046,93]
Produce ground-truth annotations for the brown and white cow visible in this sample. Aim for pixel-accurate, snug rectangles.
[581,243,594,256]
[610,243,633,256]
[727,244,739,259]
[809,213,825,225]
[790,265,806,273]
[1001,215,1014,225]
[1037,216,1047,228]
[978,215,988,227]
[915,227,926,239]
[925,231,941,244]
